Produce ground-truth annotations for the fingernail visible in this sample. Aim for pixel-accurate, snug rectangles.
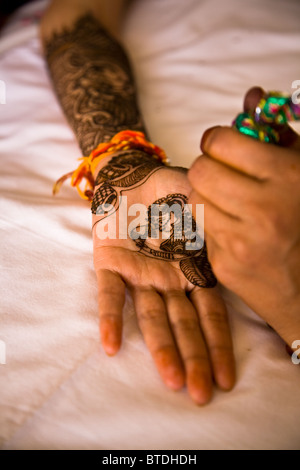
[243,86,265,113]
[200,126,221,151]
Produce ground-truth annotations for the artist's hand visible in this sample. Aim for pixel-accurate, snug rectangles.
[188,91,300,346]
[92,151,235,405]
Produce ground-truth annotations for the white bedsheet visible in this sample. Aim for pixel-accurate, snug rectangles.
[0,0,300,450]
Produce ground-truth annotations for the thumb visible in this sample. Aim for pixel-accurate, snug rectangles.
[243,86,265,113]
[243,86,300,150]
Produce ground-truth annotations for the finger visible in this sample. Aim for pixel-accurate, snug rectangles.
[188,154,261,219]
[244,86,300,150]
[96,269,126,356]
[189,191,241,242]
[132,287,185,391]
[200,126,286,179]
[190,286,235,391]
[205,233,221,269]
[163,290,213,405]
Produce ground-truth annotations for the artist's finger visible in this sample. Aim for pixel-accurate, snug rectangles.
[96,269,126,356]
[189,191,241,242]
[190,286,235,391]
[132,287,185,391]
[244,86,300,150]
[189,154,261,219]
[200,126,300,179]
[163,290,213,405]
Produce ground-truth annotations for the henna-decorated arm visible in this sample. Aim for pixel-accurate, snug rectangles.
[41,0,216,287]
[41,1,145,155]
[41,0,235,404]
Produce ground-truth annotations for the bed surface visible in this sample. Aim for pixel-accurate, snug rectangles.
[0,0,300,450]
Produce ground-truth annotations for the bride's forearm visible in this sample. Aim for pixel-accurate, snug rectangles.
[40,0,145,156]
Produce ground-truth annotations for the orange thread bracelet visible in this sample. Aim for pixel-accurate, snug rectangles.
[53,130,169,201]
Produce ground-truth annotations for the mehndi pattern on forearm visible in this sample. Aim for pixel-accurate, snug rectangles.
[45,14,145,155]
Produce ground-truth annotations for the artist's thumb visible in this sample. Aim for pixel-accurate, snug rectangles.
[244,86,300,150]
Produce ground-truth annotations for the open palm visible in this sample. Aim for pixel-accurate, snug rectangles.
[92,151,235,404]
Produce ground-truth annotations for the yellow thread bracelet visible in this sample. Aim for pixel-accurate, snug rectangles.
[53,130,169,201]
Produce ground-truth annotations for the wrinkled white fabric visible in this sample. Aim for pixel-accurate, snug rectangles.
[0,0,300,450]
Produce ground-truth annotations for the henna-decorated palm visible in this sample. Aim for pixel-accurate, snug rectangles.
[92,151,235,405]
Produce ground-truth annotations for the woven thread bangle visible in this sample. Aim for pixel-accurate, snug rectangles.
[53,130,169,201]
[232,91,300,143]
